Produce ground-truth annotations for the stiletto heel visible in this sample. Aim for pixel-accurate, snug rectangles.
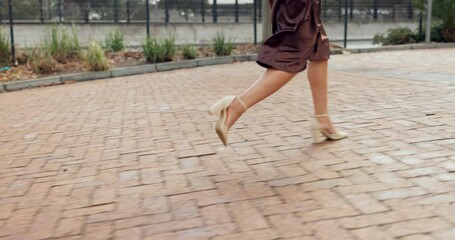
[208,96,248,146]
[310,114,348,143]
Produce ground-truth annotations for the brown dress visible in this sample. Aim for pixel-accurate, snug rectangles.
[257,0,330,73]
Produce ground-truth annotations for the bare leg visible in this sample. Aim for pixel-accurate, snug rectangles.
[226,68,296,129]
[307,60,337,133]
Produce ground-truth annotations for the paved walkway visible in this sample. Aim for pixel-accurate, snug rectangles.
[0,49,454,240]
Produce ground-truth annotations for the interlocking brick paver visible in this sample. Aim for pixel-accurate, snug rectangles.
[228,201,269,231]
[382,217,451,238]
[344,193,389,214]
[83,221,113,240]
[114,213,173,230]
[1,49,455,239]
[400,234,437,240]
[268,213,312,238]
[53,216,85,238]
[310,220,355,240]
[431,228,455,240]
[351,226,395,240]
[115,227,143,240]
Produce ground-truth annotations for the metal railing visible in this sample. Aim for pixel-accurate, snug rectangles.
[0,0,420,24]
[1,0,426,66]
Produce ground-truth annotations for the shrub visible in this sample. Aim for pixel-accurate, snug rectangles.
[441,29,455,42]
[142,37,163,63]
[47,26,81,63]
[414,23,444,42]
[142,36,176,63]
[162,36,177,61]
[181,45,198,60]
[27,45,56,74]
[413,0,455,42]
[0,30,10,66]
[84,42,110,71]
[104,29,125,52]
[212,32,234,56]
[373,27,417,45]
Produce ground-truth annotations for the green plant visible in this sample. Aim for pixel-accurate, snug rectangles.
[181,45,198,60]
[212,32,234,56]
[142,36,176,63]
[46,26,81,63]
[373,27,417,45]
[162,36,177,61]
[84,42,110,71]
[413,0,455,42]
[142,37,163,63]
[104,29,126,52]
[0,30,10,66]
[27,44,56,74]
[415,23,444,42]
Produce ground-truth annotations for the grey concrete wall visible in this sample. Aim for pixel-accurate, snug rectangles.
[324,22,419,41]
[1,22,418,48]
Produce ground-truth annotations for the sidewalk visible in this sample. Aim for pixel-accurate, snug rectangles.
[0,49,454,240]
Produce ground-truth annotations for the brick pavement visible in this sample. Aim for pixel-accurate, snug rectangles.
[0,49,454,240]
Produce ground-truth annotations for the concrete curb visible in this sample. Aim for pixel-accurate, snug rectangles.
[60,71,112,82]
[0,54,256,93]
[111,64,157,78]
[1,43,455,93]
[156,60,198,72]
[347,42,455,54]
[3,76,61,91]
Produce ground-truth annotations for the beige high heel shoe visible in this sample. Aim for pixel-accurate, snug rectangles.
[310,114,348,143]
[208,96,248,146]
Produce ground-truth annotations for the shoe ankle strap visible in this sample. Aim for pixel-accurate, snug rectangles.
[314,113,329,118]
[235,96,248,110]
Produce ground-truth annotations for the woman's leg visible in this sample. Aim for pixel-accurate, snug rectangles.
[225,68,296,129]
[307,59,337,133]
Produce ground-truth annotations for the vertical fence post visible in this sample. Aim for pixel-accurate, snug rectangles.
[425,0,432,42]
[0,0,3,23]
[407,0,414,20]
[58,0,63,23]
[337,0,341,21]
[201,0,205,23]
[349,0,353,20]
[8,0,15,65]
[47,0,51,22]
[373,0,378,21]
[114,0,119,23]
[408,0,414,20]
[126,0,131,23]
[212,0,217,23]
[343,0,348,48]
[258,0,262,22]
[392,4,395,21]
[146,0,150,36]
[323,0,327,19]
[235,0,239,23]
[39,0,44,23]
[253,0,257,45]
[164,0,169,23]
[85,0,91,24]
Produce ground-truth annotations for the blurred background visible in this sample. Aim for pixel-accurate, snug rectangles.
[0,0,423,48]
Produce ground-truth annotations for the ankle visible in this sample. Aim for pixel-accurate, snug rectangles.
[314,112,329,117]
[230,100,247,116]
[314,117,336,133]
